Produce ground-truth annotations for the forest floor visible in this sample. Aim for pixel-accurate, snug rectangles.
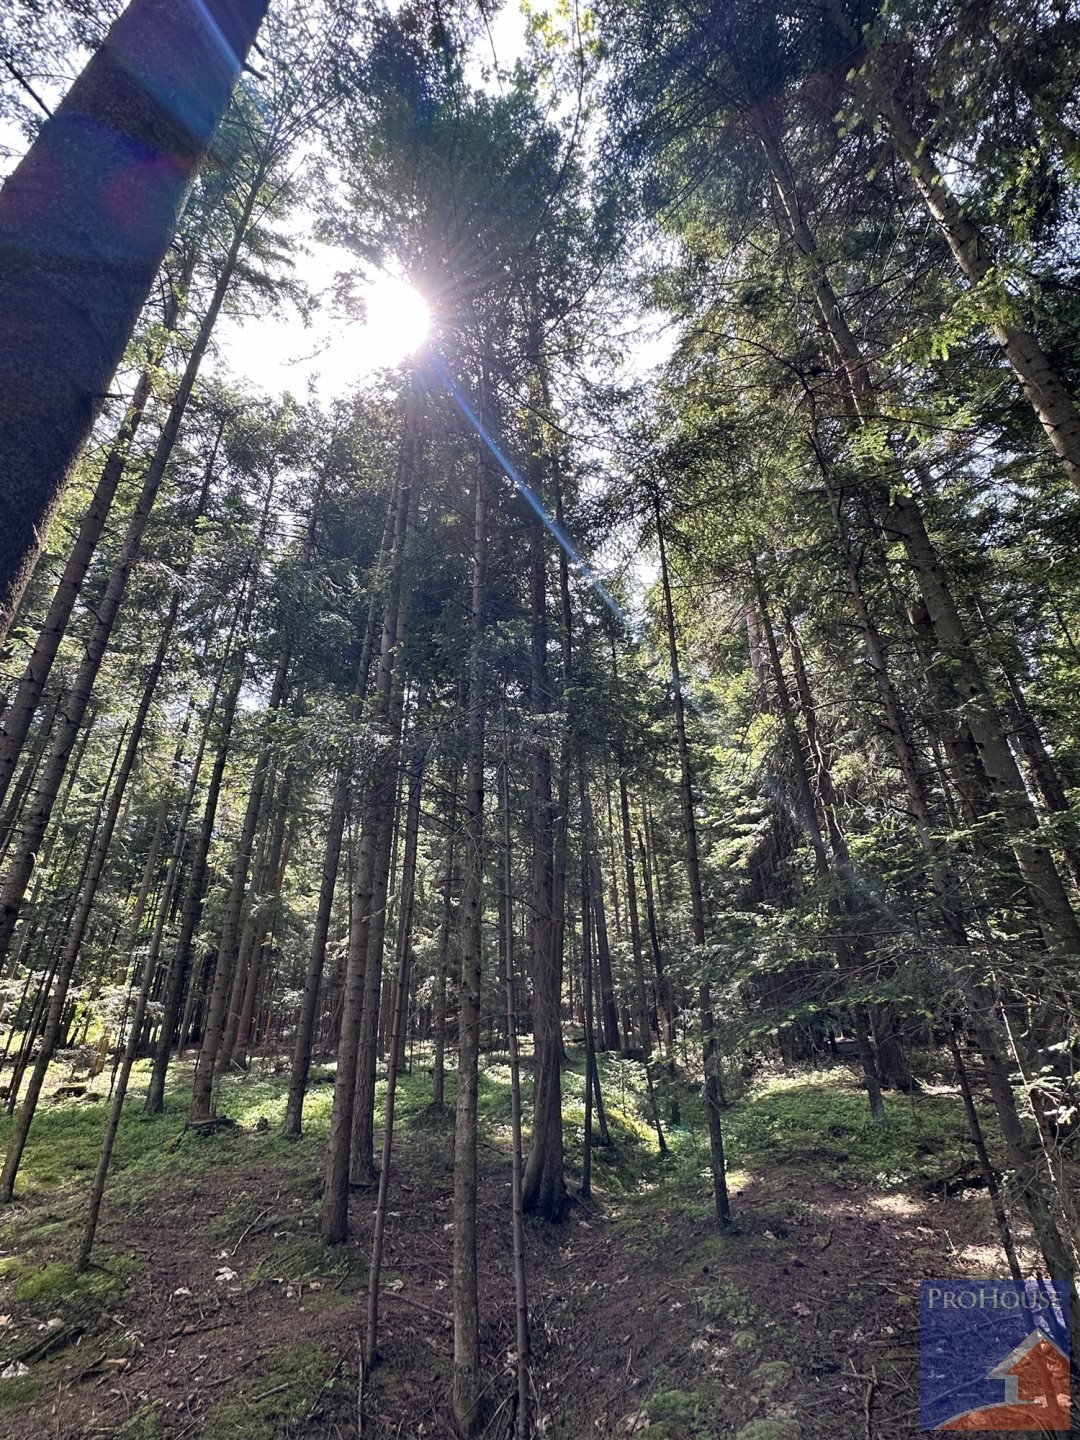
[0,1044,1022,1440]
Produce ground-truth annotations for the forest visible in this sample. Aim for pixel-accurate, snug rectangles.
[1,1,1079,1436]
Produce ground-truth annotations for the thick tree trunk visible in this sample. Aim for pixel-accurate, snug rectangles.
[0,182,259,962]
[0,245,195,809]
[0,0,268,635]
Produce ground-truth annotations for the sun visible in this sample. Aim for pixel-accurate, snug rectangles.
[358,274,431,368]
[303,270,430,395]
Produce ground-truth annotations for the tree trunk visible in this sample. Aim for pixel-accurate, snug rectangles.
[656,498,731,1219]
[618,764,651,1057]
[0,711,131,1199]
[281,491,392,1136]
[0,173,261,962]
[0,0,268,635]
[581,783,620,1051]
[363,692,429,1371]
[860,64,1080,492]
[753,567,886,1126]
[755,108,1080,958]
[432,759,459,1110]
[321,460,411,1241]
[233,769,292,1069]
[144,487,271,1113]
[350,510,415,1185]
[0,244,195,808]
[522,457,570,1222]
[948,1030,1023,1284]
[191,643,290,1119]
[453,409,488,1440]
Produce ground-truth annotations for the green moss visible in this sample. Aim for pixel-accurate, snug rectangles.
[202,1340,335,1440]
[0,1374,42,1411]
[647,1388,711,1423]
[752,1361,793,1394]
[724,1072,980,1188]
[13,1261,123,1308]
[735,1421,800,1440]
[112,1404,165,1439]
[696,1280,758,1327]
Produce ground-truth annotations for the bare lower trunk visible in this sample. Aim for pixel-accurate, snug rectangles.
[192,644,290,1119]
[322,464,411,1243]
[619,766,651,1057]
[656,498,732,1211]
[432,761,459,1110]
[363,695,429,1371]
[145,494,270,1114]
[453,437,487,1439]
[499,707,530,1439]
[0,716,130,1199]
[0,248,194,810]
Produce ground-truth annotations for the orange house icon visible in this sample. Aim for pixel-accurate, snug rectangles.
[939,1329,1070,1431]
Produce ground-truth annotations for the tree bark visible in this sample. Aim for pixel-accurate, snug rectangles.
[282,492,393,1136]
[0,710,131,1199]
[363,692,429,1371]
[656,497,731,1220]
[0,172,261,963]
[453,412,488,1440]
[753,566,886,1126]
[144,485,271,1113]
[0,243,195,808]
[432,759,459,1110]
[0,0,268,635]
[191,644,290,1119]
[321,459,411,1241]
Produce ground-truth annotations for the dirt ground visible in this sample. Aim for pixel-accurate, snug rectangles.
[0,1061,1018,1439]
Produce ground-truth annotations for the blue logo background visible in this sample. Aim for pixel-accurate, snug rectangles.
[919,1278,1069,1430]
